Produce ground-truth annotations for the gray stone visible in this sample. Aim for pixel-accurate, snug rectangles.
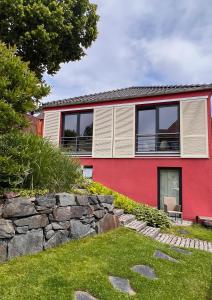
[102,203,114,212]
[98,195,114,204]
[45,230,55,240]
[81,217,94,224]
[109,276,135,295]
[44,230,69,249]
[92,204,103,210]
[76,195,89,206]
[75,291,98,300]
[53,207,72,221]
[97,214,120,233]
[0,240,7,262]
[70,206,87,219]
[3,197,37,218]
[52,222,62,230]
[0,219,15,238]
[88,196,99,205]
[154,250,178,262]
[94,210,105,219]
[14,215,49,229]
[56,193,76,206]
[35,194,56,207]
[16,226,28,234]
[170,246,192,255]
[45,224,53,232]
[8,229,43,258]
[36,206,53,214]
[131,265,157,279]
[70,220,91,239]
[58,221,70,230]
[0,205,3,217]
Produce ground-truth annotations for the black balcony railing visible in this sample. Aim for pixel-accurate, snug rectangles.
[61,136,92,154]
[136,133,180,153]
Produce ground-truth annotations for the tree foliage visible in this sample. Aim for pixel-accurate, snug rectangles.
[0,0,99,77]
[0,43,49,134]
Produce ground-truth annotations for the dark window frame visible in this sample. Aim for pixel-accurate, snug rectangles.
[157,167,182,210]
[136,103,180,153]
[61,110,93,154]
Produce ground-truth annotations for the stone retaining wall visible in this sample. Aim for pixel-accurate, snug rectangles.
[0,193,119,262]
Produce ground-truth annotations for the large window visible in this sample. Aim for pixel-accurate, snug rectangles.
[61,111,93,154]
[136,105,180,153]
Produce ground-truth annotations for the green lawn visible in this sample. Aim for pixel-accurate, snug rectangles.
[0,228,211,300]
[162,224,212,242]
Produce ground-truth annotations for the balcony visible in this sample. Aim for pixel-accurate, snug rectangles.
[60,136,93,155]
[136,133,180,154]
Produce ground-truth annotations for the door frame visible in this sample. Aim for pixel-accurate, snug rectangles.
[157,167,182,210]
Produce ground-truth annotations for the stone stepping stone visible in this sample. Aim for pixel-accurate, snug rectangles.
[170,246,192,255]
[154,250,178,262]
[75,291,98,300]
[131,265,157,280]
[109,276,136,295]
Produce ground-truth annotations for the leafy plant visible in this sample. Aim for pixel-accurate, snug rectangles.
[0,132,83,191]
[0,0,99,78]
[0,43,49,134]
[87,181,172,228]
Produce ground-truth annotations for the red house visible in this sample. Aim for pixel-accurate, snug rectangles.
[42,85,212,221]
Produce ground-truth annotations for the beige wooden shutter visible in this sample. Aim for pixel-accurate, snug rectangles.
[43,111,60,146]
[92,107,113,158]
[113,105,135,158]
[180,99,208,158]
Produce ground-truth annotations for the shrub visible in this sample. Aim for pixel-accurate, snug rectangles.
[0,132,83,191]
[87,181,172,228]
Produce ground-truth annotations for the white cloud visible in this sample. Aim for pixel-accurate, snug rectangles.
[43,0,212,102]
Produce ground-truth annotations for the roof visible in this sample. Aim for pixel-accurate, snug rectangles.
[42,84,212,108]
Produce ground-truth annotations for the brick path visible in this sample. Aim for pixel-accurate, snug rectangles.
[115,210,212,253]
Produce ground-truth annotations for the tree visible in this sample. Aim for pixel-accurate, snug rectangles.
[0,0,99,78]
[0,43,50,134]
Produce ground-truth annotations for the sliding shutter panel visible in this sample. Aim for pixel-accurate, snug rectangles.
[113,105,135,158]
[92,107,113,158]
[180,99,208,158]
[43,111,60,146]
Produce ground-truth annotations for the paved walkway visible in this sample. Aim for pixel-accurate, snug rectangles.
[114,210,212,253]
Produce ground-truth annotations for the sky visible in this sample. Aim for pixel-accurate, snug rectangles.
[43,0,212,103]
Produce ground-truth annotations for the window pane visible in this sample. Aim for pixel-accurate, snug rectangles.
[80,112,93,136]
[63,114,77,137]
[137,109,156,134]
[83,166,93,179]
[137,109,156,152]
[159,106,178,133]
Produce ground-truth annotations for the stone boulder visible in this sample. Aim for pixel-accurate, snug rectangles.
[56,193,76,206]
[70,220,92,239]
[8,229,44,258]
[44,230,69,249]
[3,198,37,218]
[70,206,87,219]
[35,194,56,207]
[0,241,7,262]
[76,195,89,206]
[53,207,72,221]
[97,195,114,204]
[0,219,15,238]
[14,215,49,229]
[97,214,120,233]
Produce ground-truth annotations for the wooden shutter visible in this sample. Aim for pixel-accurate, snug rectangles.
[92,107,113,158]
[180,99,208,158]
[113,105,135,158]
[43,111,60,146]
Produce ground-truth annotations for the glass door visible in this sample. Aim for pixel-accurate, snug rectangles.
[158,168,181,210]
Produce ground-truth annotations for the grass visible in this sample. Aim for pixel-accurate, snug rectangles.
[0,228,211,300]
[162,224,212,242]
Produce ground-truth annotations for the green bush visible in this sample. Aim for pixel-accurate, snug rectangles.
[0,132,83,191]
[87,181,172,228]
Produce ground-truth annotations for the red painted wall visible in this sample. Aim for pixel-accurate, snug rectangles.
[80,157,212,220]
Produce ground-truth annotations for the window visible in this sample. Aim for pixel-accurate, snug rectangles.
[82,166,93,179]
[136,105,180,153]
[61,111,93,154]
